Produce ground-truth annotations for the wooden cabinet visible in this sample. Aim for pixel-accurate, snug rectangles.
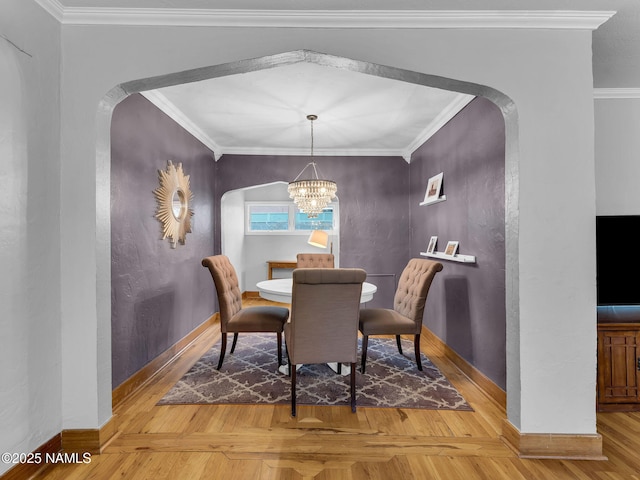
[597,323,640,412]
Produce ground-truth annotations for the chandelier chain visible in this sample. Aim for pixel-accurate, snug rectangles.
[310,115,314,157]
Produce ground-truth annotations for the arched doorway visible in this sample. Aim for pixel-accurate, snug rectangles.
[221,181,341,290]
[98,49,517,422]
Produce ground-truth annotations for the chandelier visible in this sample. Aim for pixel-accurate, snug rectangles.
[288,114,337,218]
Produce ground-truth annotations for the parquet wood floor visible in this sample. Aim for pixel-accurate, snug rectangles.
[32,299,640,479]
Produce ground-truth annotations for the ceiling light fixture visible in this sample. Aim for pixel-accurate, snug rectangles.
[288,114,337,218]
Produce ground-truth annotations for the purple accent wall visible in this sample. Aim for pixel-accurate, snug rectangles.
[111,94,216,388]
[214,155,410,308]
[409,97,506,389]
[110,93,506,392]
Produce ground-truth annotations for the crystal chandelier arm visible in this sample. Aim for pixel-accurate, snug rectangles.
[311,161,320,179]
[292,161,319,182]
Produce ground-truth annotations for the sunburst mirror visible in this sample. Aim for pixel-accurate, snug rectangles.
[154,160,194,248]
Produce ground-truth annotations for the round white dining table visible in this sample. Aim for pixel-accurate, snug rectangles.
[256,278,377,304]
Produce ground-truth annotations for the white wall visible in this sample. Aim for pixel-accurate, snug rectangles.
[221,188,247,288]
[595,97,640,215]
[0,0,61,475]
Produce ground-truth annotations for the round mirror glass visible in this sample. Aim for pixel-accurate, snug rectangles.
[172,189,186,220]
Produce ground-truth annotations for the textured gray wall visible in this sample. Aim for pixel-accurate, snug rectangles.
[410,97,506,389]
[111,94,216,387]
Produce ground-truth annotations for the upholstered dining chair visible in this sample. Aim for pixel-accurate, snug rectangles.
[285,267,366,417]
[202,255,289,370]
[359,258,443,373]
[296,253,335,268]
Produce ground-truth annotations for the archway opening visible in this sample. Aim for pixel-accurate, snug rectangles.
[221,181,341,290]
[98,49,518,422]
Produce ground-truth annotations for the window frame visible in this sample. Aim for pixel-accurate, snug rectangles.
[245,201,337,235]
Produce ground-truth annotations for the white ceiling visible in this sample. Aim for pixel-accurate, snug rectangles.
[142,63,474,161]
[39,0,640,159]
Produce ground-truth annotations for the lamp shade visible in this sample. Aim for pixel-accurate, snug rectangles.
[307,229,329,249]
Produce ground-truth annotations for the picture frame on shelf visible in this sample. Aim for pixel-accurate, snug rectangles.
[427,236,438,254]
[444,241,459,257]
[423,172,444,203]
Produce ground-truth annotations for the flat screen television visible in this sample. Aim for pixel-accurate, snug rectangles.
[596,215,640,305]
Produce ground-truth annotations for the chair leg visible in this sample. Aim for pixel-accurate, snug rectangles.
[291,360,297,417]
[414,334,423,371]
[285,343,291,375]
[277,332,283,366]
[230,332,239,354]
[396,335,403,354]
[217,333,227,370]
[350,362,357,413]
[361,335,369,373]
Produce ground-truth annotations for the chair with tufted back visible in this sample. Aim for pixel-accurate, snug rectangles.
[358,258,443,373]
[202,255,289,370]
[296,253,335,269]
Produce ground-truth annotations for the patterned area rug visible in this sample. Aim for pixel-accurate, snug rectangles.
[158,334,473,411]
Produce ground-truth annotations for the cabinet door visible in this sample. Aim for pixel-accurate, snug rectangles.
[598,329,640,405]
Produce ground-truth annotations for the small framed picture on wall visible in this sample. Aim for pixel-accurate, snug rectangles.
[444,241,459,257]
[423,172,444,203]
[427,236,438,254]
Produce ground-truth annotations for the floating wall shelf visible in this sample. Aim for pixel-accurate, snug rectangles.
[420,251,476,264]
[419,195,446,206]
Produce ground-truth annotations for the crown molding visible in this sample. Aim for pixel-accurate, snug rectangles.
[140,89,472,161]
[220,146,405,159]
[31,4,615,29]
[594,88,640,99]
[403,94,475,163]
[34,0,65,22]
[140,90,223,160]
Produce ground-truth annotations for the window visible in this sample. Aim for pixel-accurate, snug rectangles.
[247,204,289,231]
[294,209,333,231]
[246,202,336,234]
